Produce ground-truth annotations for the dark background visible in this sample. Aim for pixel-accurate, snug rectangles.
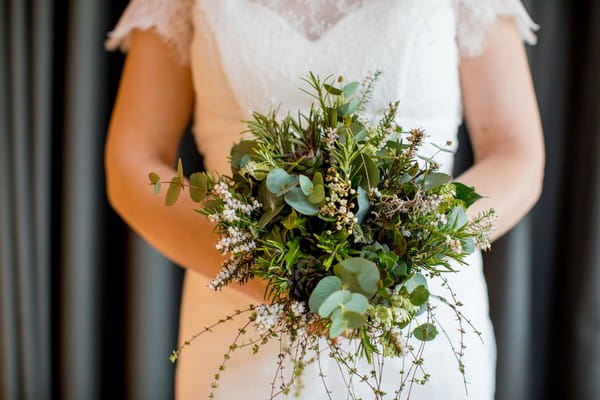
[0,0,598,399]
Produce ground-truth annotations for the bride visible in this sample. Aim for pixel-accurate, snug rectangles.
[104,0,544,398]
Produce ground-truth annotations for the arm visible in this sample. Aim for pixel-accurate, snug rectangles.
[456,16,545,241]
[105,29,265,301]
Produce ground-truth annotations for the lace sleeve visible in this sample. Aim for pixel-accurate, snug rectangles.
[454,0,539,57]
[104,0,194,65]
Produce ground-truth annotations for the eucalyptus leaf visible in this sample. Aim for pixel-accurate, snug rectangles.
[299,175,313,196]
[329,318,346,338]
[148,172,160,185]
[423,172,452,190]
[341,310,366,329]
[338,97,360,116]
[447,206,468,229]
[413,323,438,341]
[230,140,258,175]
[165,177,182,206]
[266,168,297,196]
[355,186,370,223]
[284,187,319,215]
[344,293,369,314]
[334,257,380,298]
[409,285,430,306]
[403,273,427,294]
[176,158,184,184]
[257,181,285,227]
[189,172,208,202]
[318,290,352,317]
[392,260,408,279]
[462,237,475,254]
[309,276,343,312]
[342,81,359,98]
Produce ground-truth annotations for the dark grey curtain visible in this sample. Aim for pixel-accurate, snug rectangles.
[0,1,597,399]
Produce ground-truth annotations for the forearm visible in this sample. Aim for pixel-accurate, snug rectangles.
[105,153,267,302]
[456,149,544,242]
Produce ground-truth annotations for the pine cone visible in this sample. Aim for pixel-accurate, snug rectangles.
[287,256,328,302]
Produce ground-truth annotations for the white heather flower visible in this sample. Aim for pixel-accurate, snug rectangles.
[445,234,463,253]
[254,303,285,334]
[290,301,306,317]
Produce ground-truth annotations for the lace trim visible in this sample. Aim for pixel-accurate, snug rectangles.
[455,0,539,57]
[248,0,365,41]
[104,0,194,65]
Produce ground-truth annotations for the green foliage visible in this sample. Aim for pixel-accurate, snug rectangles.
[413,323,438,341]
[333,257,380,298]
[153,71,496,399]
[308,276,342,312]
[453,182,483,207]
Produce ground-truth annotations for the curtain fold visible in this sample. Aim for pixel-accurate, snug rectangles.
[0,1,598,399]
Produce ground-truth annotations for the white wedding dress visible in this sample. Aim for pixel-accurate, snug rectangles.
[106,1,538,398]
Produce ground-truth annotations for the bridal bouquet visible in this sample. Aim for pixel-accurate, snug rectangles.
[151,72,495,399]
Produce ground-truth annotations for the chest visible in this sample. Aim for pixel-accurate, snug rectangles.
[190,0,461,122]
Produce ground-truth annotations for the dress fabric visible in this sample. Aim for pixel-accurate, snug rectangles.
[106,1,538,398]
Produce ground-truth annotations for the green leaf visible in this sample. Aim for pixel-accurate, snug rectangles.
[257,181,285,227]
[453,182,483,208]
[392,260,408,279]
[343,293,369,314]
[285,237,302,269]
[355,187,370,223]
[299,175,313,196]
[312,172,324,186]
[148,172,160,185]
[165,177,182,206]
[353,153,380,190]
[337,97,360,116]
[230,140,258,175]
[391,231,407,257]
[282,209,303,231]
[308,184,325,204]
[413,323,438,341]
[423,172,452,190]
[324,83,343,96]
[153,182,161,195]
[329,318,346,338]
[403,273,427,294]
[284,187,319,216]
[447,206,468,229]
[342,81,359,98]
[309,276,342,313]
[176,159,184,185]
[334,257,380,298]
[266,168,297,196]
[462,237,475,254]
[189,172,208,202]
[378,251,398,270]
[341,310,366,329]
[409,285,430,306]
[318,290,352,317]
[258,205,285,228]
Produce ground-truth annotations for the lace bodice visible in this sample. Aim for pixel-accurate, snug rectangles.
[105,0,538,177]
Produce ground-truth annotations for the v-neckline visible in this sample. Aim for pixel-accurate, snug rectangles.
[240,0,383,45]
